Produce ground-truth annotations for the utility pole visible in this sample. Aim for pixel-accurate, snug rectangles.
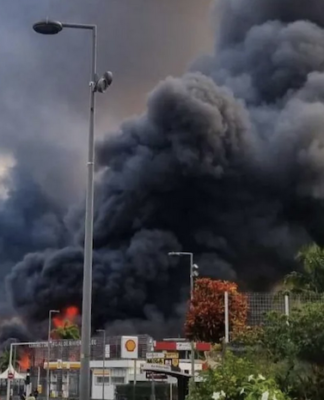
[168,252,199,390]
[97,330,106,400]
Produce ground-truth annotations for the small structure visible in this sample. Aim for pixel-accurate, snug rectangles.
[141,364,191,400]
[0,368,25,380]
[0,367,26,398]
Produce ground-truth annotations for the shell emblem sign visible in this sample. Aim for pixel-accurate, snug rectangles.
[125,339,137,352]
[121,336,139,359]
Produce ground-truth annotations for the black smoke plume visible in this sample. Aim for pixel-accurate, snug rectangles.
[7,0,324,336]
[0,0,210,341]
[0,318,31,352]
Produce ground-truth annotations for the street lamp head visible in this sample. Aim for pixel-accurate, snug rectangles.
[50,309,60,314]
[33,20,63,35]
[96,71,113,93]
[168,252,181,256]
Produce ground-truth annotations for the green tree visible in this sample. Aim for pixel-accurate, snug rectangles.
[0,349,10,372]
[230,301,324,400]
[251,303,324,400]
[0,348,19,372]
[189,245,324,400]
[289,302,324,365]
[52,321,80,340]
[284,244,324,294]
[187,352,288,400]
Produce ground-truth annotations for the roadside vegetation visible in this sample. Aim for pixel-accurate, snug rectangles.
[186,244,324,400]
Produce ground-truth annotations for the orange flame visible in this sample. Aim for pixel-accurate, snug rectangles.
[18,352,31,371]
[53,306,79,328]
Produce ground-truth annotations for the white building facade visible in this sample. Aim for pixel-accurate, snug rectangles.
[29,336,210,399]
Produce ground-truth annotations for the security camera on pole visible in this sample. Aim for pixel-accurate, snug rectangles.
[190,264,199,299]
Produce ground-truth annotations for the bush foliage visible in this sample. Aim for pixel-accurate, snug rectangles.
[188,244,324,400]
[185,279,248,343]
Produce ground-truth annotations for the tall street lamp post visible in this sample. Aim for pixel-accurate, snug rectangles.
[33,19,113,400]
[168,252,199,387]
[6,340,17,400]
[7,341,34,400]
[47,310,59,400]
[97,329,106,400]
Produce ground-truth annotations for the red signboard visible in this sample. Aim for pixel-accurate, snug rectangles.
[8,372,14,380]
[154,341,211,351]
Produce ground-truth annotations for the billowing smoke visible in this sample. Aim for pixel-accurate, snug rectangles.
[0,0,211,340]
[6,0,324,337]
[0,318,31,352]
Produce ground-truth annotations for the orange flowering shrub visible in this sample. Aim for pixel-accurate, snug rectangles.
[184,278,248,343]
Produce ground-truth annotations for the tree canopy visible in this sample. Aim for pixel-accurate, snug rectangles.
[188,351,288,400]
[283,243,324,294]
[0,348,20,372]
[189,244,324,400]
[52,321,80,340]
[185,278,248,343]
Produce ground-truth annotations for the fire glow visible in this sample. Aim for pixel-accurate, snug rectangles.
[18,352,30,371]
[53,306,79,328]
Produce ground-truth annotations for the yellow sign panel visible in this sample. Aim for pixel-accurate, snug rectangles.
[172,359,179,367]
[147,358,164,364]
[164,358,179,368]
[43,362,80,370]
[93,369,110,376]
[165,352,179,359]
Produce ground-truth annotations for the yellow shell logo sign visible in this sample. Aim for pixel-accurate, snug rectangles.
[125,339,136,352]
[172,359,179,367]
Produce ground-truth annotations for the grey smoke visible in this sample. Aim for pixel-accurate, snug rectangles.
[0,0,210,339]
[0,318,31,351]
[5,0,324,337]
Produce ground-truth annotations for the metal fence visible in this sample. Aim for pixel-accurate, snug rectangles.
[226,292,324,341]
[30,335,153,364]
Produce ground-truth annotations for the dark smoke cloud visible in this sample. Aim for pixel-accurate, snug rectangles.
[0,166,67,263]
[0,0,211,338]
[0,0,211,266]
[0,318,31,351]
[7,0,324,337]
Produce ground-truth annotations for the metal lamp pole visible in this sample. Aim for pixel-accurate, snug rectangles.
[33,19,113,400]
[6,341,16,400]
[6,341,35,400]
[97,330,106,400]
[47,310,59,400]
[168,252,197,386]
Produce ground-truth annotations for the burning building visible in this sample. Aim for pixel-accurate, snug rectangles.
[14,335,153,398]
